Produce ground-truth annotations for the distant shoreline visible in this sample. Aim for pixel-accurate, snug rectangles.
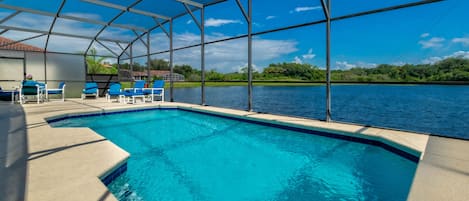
[165,81,469,88]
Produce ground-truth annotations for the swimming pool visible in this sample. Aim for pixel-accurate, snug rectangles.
[50,109,418,201]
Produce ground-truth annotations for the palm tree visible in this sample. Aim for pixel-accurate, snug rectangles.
[86,48,106,74]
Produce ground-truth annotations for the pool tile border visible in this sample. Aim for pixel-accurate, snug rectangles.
[101,162,128,186]
[179,107,420,162]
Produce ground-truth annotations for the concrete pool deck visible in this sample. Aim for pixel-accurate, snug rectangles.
[0,98,468,201]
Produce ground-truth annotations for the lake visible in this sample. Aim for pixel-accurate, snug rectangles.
[167,85,469,139]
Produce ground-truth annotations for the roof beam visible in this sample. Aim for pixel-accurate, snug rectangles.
[115,42,130,57]
[132,30,148,47]
[0,10,21,24]
[0,3,147,32]
[118,0,227,58]
[175,0,203,8]
[45,0,66,51]
[182,3,202,30]
[84,0,143,56]
[0,24,130,43]
[95,40,119,57]
[81,0,170,20]
[60,14,147,32]
[320,0,330,19]
[153,18,169,38]
[235,0,249,23]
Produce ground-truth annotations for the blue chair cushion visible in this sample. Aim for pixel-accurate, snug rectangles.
[108,83,123,96]
[83,82,98,94]
[22,81,41,95]
[47,90,62,95]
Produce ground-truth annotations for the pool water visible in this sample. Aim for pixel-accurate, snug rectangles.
[51,109,418,201]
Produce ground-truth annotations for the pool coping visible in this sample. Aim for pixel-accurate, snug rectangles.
[17,98,469,201]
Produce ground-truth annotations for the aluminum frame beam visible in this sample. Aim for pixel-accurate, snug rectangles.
[154,18,170,38]
[84,0,142,56]
[169,19,174,102]
[146,32,151,84]
[0,3,147,32]
[45,0,66,51]
[133,30,148,48]
[117,0,227,59]
[182,1,205,105]
[129,0,441,60]
[183,3,202,30]
[95,40,119,57]
[176,0,203,8]
[115,42,131,57]
[0,24,129,43]
[321,0,332,122]
[0,10,21,24]
[81,0,170,20]
[236,0,253,111]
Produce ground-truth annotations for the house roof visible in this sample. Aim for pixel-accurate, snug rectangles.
[0,36,44,52]
[132,70,171,77]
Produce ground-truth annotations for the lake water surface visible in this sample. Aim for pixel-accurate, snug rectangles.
[168,85,469,139]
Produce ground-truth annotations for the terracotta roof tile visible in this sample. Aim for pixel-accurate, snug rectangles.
[0,36,44,52]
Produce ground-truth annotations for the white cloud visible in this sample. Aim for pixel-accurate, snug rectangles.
[391,61,407,66]
[236,63,259,73]
[205,18,242,27]
[420,33,430,38]
[449,50,469,59]
[335,61,356,70]
[452,37,469,46]
[145,32,298,73]
[293,56,302,64]
[291,6,322,13]
[356,62,377,68]
[421,56,443,64]
[302,48,315,59]
[265,16,276,20]
[421,50,469,64]
[186,20,193,25]
[418,37,445,49]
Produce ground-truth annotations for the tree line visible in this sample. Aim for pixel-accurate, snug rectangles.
[88,54,469,82]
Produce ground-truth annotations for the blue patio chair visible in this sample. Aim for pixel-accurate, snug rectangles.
[19,80,45,104]
[81,82,99,99]
[123,80,146,104]
[46,81,66,101]
[144,80,165,103]
[0,86,20,103]
[106,83,124,103]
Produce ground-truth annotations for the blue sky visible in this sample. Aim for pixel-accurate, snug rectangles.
[0,0,467,72]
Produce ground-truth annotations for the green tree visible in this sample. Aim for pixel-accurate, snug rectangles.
[86,48,107,74]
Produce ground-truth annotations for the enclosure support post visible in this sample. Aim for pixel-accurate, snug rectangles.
[247,0,253,112]
[117,56,121,81]
[23,52,27,80]
[84,55,88,76]
[130,43,133,79]
[236,0,253,112]
[147,32,151,85]
[322,0,332,122]
[43,52,47,84]
[201,6,206,106]
[170,19,174,102]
